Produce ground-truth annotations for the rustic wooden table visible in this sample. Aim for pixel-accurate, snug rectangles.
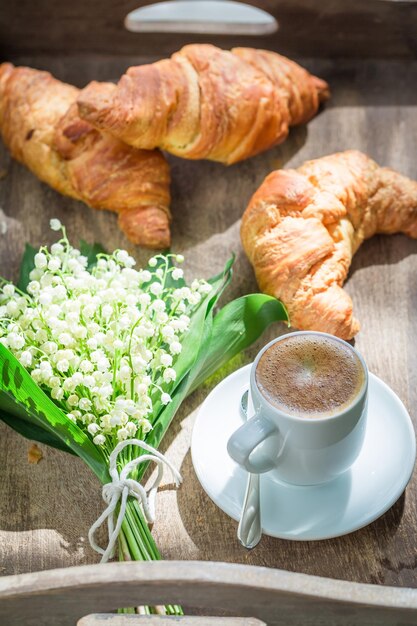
[0,53,416,595]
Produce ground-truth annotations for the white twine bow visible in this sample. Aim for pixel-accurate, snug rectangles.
[88,438,182,563]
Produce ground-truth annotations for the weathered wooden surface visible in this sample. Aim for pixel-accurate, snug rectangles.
[0,54,417,605]
[2,0,417,58]
[78,614,264,625]
[2,561,417,626]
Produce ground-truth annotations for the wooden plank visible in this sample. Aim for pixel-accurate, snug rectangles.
[1,561,417,626]
[1,0,417,59]
[1,53,417,614]
[78,615,264,625]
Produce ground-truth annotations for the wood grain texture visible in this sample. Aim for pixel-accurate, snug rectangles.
[1,0,417,58]
[0,54,417,611]
[2,561,417,626]
[78,615,264,625]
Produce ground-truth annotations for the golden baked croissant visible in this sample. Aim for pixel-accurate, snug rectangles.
[241,150,417,339]
[77,44,329,165]
[0,63,171,249]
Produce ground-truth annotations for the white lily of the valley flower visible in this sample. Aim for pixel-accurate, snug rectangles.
[50,218,62,231]
[0,224,206,451]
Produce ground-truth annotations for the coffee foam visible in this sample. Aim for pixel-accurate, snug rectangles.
[255,335,365,418]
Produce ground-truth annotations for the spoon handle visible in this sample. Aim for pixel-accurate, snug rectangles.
[237,471,262,549]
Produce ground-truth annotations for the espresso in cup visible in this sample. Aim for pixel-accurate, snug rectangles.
[255,334,365,419]
[227,331,369,485]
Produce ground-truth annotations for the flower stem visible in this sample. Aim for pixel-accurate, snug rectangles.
[119,497,183,616]
[118,526,131,562]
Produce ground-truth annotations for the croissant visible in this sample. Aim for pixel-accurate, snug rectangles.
[77,44,329,165]
[0,63,171,249]
[241,150,417,339]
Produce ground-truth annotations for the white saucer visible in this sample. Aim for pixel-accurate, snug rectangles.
[191,364,416,541]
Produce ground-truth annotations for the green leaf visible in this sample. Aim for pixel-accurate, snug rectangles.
[142,372,190,464]
[206,254,235,288]
[139,259,234,470]
[0,385,74,452]
[144,292,287,473]
[0,410,75,454]
[17,244,37,292]
[79,240,107,271]
[165,256,233,395]
[190,294,289,391]
[0,345,108,482]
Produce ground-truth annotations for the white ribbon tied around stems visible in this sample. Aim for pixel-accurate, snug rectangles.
[88,438,182,563]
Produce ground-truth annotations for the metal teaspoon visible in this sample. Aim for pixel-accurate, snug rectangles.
[237,390,262,549]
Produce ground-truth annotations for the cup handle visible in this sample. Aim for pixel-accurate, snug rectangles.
[227,413,279,474]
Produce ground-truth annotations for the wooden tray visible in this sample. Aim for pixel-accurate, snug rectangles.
[1,0,417,614]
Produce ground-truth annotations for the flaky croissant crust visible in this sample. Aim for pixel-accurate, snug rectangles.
[241,150,417,339]
[0,63,171,249]
[77,44,329,165]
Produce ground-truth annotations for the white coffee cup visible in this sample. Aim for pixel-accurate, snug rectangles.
[227,331,368,486]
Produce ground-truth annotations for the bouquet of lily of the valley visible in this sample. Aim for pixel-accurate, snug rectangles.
[0,220,287,615]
